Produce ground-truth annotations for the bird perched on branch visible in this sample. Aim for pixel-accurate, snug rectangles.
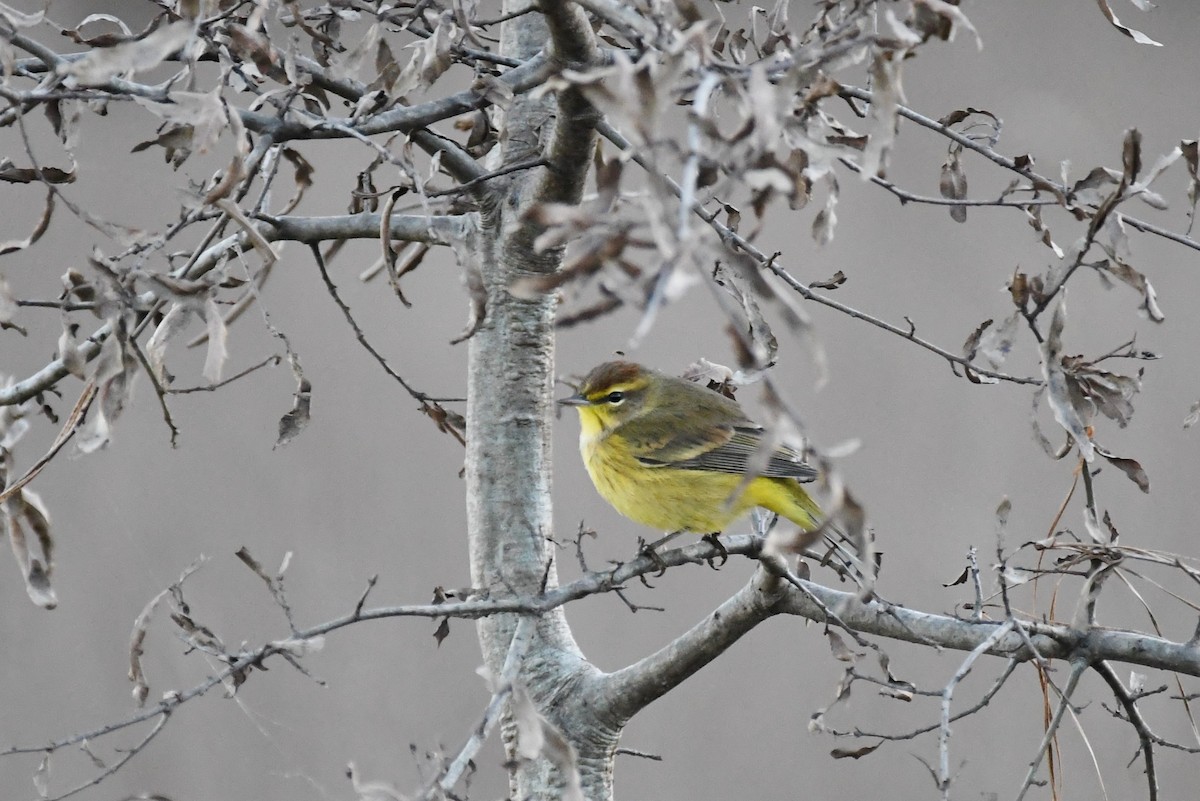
[558,361,823,545]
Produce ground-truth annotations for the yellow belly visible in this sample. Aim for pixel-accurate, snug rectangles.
[581,434,821,533]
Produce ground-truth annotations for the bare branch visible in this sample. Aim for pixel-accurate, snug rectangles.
[599,567,785,722]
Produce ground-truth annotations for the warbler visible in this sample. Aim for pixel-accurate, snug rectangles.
[558,360,823,536]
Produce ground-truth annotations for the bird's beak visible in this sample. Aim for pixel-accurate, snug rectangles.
[557,393,589,407]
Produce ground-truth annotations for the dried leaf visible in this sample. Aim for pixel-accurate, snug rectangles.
[450,234,487,345]
[392,15,455,97]
[129,586,170,706]
[0,160,75,184]
[831,742,882,760]
[1094,0,1162,46]
[977,311,1018,370]
[939,147,968,222]
[826,629,859,662]
[234,546,271,583]
[1184,399,1200,430]
[1040,296,1094,461]
[131,124,196,168]
[1095,445,1150,493]
[961,319,992,362]
[33,752,49,797]
[276,376,311,449]
[809,271,846,290]
[1101,258,1164,322]
[1181,139,1199,228]
[0,2,44,28]
[510,684,583,801]
[0,275,17,332]
[77,331,136,454]
[941,566,969,588]
[861,52,903,179]
[812,173,839,245]
[65,21,194,86]
[146,302,195,384]
[215,198,277,266]
[279,148,314,214]
[0,188,54,256]
[2,477,57,609]
[202,297,228,383]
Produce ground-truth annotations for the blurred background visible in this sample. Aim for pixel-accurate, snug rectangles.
[2,1,1200,799]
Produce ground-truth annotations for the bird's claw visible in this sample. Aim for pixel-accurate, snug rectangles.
[637,536,669,578]
[701,533,728,569]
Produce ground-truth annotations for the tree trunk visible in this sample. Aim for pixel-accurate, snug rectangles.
[463,5,616,799]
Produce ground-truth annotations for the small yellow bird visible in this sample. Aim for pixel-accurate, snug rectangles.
[559,360,823,537]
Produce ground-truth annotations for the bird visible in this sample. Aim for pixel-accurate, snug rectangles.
[558,360,823,543]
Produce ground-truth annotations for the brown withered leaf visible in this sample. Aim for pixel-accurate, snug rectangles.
[0,159,75,184]
[1061,355,1141,428]
[810,271,846,290]
[831,742,882,760]
[131,124,195,168]
[471,73,514,110]
[0,3,44,27]
[1101,258,1164,322]
[450,232,487,344]
[939,146,968,222]
[422,402,466,446]
[0,188,53,256]
[1095,445,1150,493]
[826,629,860,662]
[276,376,311,449]
[45,99,82,152]
[879,685,914,702]
[812,173,839,245]
[228,24,277,75]
[393,14,455,97]
[127,559,204,705]
[203,155,247,206]
[66,21,192,86]
[860,51,901,179]
[1094,0,1162,46]
[1024,205,1063,257]
[64,12,139,47]
[510,684,584,801]
[941,566,970,587]
[276,148,313,214]
[1184,399,1200,430]
[961,319,992,362]
[1039,297,1094,461]
[76,329,136,454]
[714,262,778,368]
[235,546,272,584]
[370,38,400,94]
[433,617,450,646]
[1182,139,1199,231]
[977,311,1018,370]
[146,302,194,384]
[1,476,57,609]
[1009,270,1030,310]
[0,276,17,332]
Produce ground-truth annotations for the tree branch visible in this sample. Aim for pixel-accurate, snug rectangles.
[238,53,554,141]
[596,120,1042,386]
[0,213,466,408]
[598,567,784,723]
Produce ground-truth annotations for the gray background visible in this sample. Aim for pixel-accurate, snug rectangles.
[2,2,1199,799]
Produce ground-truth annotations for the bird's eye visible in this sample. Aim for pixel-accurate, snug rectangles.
[605,391,625,405]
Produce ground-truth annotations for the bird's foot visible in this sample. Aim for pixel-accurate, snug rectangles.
[636,536,670,578]
[701,533,728,569]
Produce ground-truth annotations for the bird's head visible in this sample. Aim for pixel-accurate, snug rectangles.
[558,361,654,432]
